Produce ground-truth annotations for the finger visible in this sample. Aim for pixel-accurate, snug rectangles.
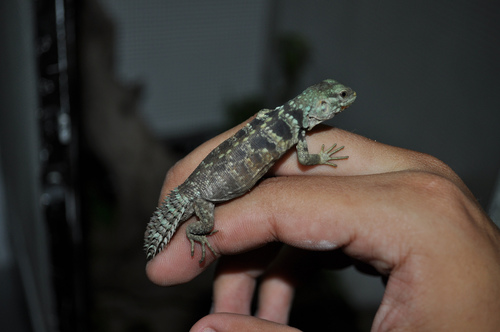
[147,168,485,285]
[211,245,297,324]
[255,248,351,323]
[256,277,294,324]
[146,173,385,284]
[160,124,472,201]
[190,313,301,332]
[212,246,352,324]
[211,244,282,315]
[271,127,472,198]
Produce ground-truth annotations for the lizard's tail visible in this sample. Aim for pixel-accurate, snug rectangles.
[144,188,191,260]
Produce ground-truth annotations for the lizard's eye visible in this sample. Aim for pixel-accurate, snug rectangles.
[340,90,348,98]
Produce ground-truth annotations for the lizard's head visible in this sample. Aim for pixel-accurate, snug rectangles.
[300,79,356,130]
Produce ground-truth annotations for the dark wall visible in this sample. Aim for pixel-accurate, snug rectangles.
[274,0,500,205]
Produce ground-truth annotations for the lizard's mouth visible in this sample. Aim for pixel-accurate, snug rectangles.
[307,117,322,130]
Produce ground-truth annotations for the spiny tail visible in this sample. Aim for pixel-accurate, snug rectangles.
[144,188,191,260]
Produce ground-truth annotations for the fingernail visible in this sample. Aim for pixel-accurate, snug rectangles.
[201,328,216,332]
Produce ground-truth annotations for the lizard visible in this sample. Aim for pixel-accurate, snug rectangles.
[144,79,356,263]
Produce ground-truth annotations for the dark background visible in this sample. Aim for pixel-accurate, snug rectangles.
[1,1,499,331]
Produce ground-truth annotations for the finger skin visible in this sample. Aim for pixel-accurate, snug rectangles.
[190,313,301,332]
[255,273,294,324]
[212,245,298,324]
[211,245,283,317]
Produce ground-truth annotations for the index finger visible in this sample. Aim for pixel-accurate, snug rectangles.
[160,122,470,198]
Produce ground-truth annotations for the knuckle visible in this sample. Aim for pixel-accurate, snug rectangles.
[405,171,469,210]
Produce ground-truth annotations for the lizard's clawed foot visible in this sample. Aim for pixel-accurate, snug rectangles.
[319,143,348,167]
[188,230,218,263]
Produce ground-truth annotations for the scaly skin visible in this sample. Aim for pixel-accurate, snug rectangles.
[144,79,356,262]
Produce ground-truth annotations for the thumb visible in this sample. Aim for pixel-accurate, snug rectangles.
[190,313,301,332]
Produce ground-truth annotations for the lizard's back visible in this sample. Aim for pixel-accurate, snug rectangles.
[184,107,303,202]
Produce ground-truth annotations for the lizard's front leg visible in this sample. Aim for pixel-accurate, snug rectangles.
[187,198,218,263]
[296,130,348,167]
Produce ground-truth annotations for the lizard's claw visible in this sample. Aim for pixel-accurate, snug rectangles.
[189,230,218,263]
[319,143,348,167]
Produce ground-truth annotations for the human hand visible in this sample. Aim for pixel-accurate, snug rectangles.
[146,123,500,331]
